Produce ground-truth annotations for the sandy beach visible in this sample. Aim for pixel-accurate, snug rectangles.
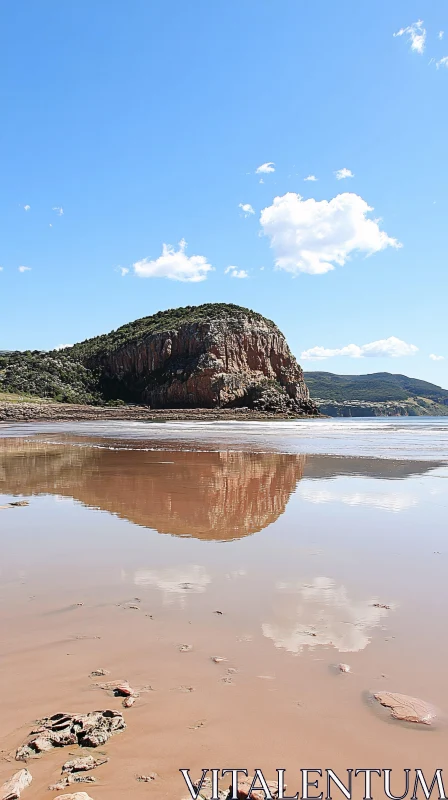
[1,420,448,799]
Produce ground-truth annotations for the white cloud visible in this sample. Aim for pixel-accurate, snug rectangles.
[429,353,445,361]
[225,266,249,279]
[439,31,444,40]
[23,204,30,211]
[335,167,354,180]
[260,191,401,275]
[133,239,213,282]
[55,344,73,351]
[116,266,129,277]
[393,20,426,54]
[301,336,418,360]
[0,266,3,272]
[18,266,31,273]
[49,223,53,228]
[52,206,64,216]
[256,162,275,174]
[436,56,448,69]
[304,175,318,182]
[238,203,255,217]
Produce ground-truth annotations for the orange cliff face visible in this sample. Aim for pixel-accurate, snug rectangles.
[85,315,314,411]
[0,440,306,541]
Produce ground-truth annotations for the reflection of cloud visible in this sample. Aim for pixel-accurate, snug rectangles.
[133,565,211,605]
[262,577,389,654]
[226,569,247,581]
[298,485,417,512]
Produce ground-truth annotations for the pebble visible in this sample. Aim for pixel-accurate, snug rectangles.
[373,691,437,725]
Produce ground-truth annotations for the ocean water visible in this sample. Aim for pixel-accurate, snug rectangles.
[1,416,448,460]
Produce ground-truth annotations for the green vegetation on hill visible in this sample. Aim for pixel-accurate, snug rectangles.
[304,371,448,405]
[0,304,279,405]
[0,351,101,404]
[71,303,278,361]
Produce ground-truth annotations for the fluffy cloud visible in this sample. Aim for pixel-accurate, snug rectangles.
[238,203,255,217]
[116,266,129,277]
[23,204,30,211]
[301,336,418,360]
[304,175,318,182]
[429,353,445,361]
[52,206,64,216]
[436,56,448,69]
[260,191,401,275]
[18,266,31,273]
[439,31,444,40]
[55,344,73,351]
[335,167,354,180]
[393,20,426,54]
[225,266,249,279]
[133,239,213,282]
[256,162,275,174]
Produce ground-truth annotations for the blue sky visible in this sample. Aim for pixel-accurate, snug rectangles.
[1,1,447,386]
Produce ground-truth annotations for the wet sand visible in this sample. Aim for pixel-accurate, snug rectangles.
[1,426,448,799]
[0,402,316,423]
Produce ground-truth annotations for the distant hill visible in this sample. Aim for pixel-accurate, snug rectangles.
[304,371,448,417]
[304,371,448,402]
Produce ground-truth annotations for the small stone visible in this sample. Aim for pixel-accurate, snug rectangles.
[373,692,437,725]
[234,778,281,800]
[1,769,32,800]
[179,644,192,653]
[136,774,157,782]
[188,720,205,730]
[123,696,136,708]
[338,663,350,673]
[97,680,135,697]
[49,780,70,791]
[15,710,125,760]
[54,794,94,800]
[211,657,227,664]
[89,669,110,678]
[62,756,108,773]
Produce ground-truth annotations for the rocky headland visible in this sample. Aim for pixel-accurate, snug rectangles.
[0,304,318,417]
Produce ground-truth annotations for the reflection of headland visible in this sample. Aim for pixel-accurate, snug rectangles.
[0,440,305,541]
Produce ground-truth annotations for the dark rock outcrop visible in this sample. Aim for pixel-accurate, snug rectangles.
[78,305,316,413]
